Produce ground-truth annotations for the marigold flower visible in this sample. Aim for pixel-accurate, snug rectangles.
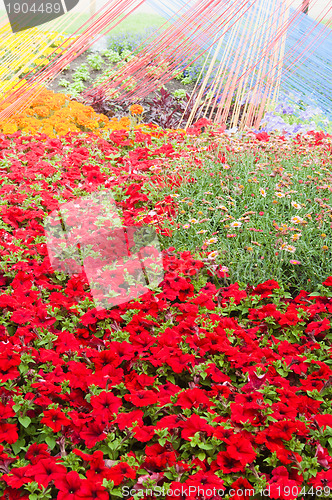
[129,104,144,116]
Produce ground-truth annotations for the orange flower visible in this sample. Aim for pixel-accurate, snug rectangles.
[129,104,144,116]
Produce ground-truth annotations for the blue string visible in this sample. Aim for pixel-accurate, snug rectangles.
[145,0,332,119]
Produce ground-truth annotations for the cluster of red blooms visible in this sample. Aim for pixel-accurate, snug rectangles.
[0,127,332,499]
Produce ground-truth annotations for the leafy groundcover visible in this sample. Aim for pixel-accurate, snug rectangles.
[0,124,332,500]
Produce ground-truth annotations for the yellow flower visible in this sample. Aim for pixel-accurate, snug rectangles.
[322,245,329,251]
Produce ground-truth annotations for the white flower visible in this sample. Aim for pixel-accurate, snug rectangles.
[230,221,242,228]
[275,191,285,198]
[291,201,301,210]
[208,251,219,259]
[259,188,267,198]
[204,237,218,245]
[290,216,304,225]
[290,232,301,242]
[285,244,296,253]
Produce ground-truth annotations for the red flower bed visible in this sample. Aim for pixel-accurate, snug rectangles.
[0,128,332,499]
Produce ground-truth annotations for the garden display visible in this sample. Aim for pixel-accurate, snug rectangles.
[0,0,332,499]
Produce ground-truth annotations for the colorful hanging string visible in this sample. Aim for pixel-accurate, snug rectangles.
[0,0,331,129]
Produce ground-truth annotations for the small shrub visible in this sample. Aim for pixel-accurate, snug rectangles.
[87,53,104,71]
[145,87,203,129]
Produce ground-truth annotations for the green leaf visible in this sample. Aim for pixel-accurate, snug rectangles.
[19,416,31,428]
[12,437,25,454]
[45,436,56,450]
[109,489,123,497]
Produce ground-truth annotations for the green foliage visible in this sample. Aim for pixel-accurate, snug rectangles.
[158,140,332,293]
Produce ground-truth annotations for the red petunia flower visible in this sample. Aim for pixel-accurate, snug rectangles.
[90,391,122,419]
[251,279,279,298]
[322,276,332,287]
[108,462,136,486]
[305,317,330,336]
[267,420,307,441]
[230,477,255,500]
[54,470,83,500]
[76,480,109,500]
[227,436,257,465]
[80,421,107,449]
[25,443,50,465]
[0,423,18,444]
[41,408,71,432]
[124,390,158,407]
[180,414,214,441]
[2,466,32,489]
[26,458,67,488]
[216,451,244,473]
[314,414,332,431]
[175,388,211,409]
[113,410,144,431]
[132,425,156,442]
[310,468,332,488]
[268,466,300,500]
